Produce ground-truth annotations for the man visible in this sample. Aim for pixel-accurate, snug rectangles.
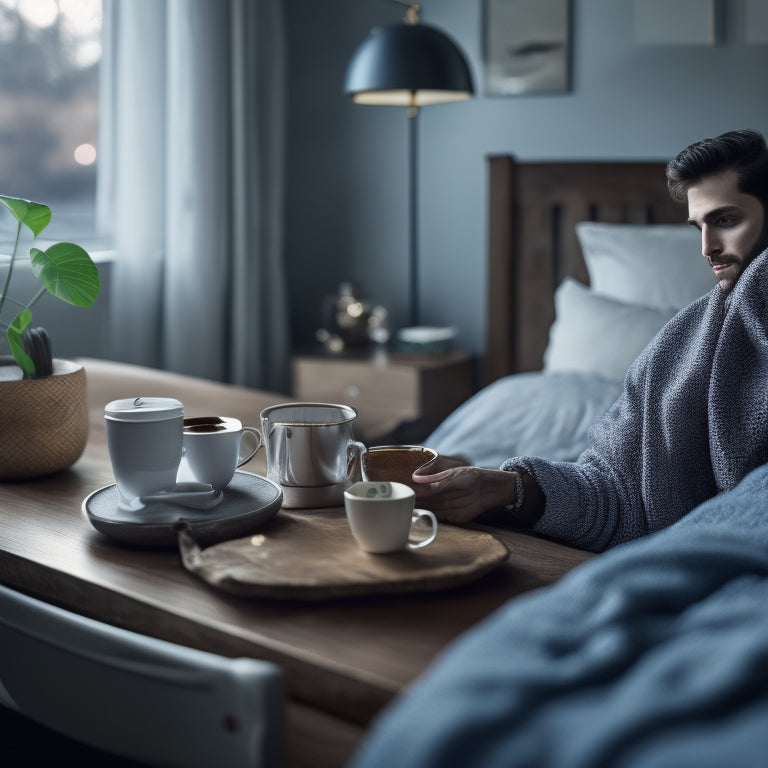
[413,129,768,552]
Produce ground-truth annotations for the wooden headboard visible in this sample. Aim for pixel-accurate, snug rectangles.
[486,155,686,383]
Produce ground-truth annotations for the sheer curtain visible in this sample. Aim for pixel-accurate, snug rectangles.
[97,0,289,393]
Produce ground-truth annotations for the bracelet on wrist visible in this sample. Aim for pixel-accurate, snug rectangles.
[505,471,524,513]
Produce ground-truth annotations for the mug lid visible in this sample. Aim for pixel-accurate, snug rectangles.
[105,397,183,422]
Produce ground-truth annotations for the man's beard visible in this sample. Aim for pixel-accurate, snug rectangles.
[749,217,768,261]
[742,219,768,273]
[723,218,768,292]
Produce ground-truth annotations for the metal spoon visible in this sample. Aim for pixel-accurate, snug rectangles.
[139,482,223,510]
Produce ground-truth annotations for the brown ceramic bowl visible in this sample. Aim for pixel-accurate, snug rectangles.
[361,445,438,489]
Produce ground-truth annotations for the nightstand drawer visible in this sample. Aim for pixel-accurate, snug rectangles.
[295,357,419,416]
[292,353,474,442]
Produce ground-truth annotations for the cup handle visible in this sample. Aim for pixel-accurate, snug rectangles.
[407,509,437,549]
[237,427,264,467]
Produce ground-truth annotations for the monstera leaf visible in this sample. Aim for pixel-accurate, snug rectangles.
[30,244,100,307]
[0,196,51,237]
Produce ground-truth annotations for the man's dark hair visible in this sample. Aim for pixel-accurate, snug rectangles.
[666,129,768,210]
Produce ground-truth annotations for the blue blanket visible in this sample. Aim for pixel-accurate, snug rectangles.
[350,461,768,768]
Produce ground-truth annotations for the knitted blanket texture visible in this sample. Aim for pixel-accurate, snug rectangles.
[350,460,768,768]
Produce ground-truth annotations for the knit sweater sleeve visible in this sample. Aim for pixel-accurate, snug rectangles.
[501,291,720,553]
[502,368,648,552]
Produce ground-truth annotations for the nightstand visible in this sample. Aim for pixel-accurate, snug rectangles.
[291,351,475,444]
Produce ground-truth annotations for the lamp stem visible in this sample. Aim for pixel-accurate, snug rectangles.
[408,103,419,328]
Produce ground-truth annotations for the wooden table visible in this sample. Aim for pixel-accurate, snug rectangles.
[0,358,592,767]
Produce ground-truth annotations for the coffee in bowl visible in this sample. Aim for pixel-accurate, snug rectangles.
[361,445,438,488]
[183,416,229,433]
[182,416,263,490]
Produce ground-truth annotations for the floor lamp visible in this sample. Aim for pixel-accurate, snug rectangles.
[343,2,474,329]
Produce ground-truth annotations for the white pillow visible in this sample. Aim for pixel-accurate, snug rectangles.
[544,278,675,382]
[576,222,714,312]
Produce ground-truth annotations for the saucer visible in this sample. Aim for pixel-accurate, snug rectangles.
[83,470,283,547]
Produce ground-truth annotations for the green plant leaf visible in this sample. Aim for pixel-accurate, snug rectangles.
[30,243,100,307]
[7,308,35,377]
[0,195,51,237]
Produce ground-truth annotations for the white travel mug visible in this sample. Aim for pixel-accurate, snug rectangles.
[104,397,184,510]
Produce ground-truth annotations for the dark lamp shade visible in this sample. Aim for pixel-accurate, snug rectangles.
[344,23,474,107]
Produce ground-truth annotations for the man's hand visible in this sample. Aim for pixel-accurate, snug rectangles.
[412,461,521,524]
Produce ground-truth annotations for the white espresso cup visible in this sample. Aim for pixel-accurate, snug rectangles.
[344,481,438,554]
[182,416,263,491]
[105,397,184,510]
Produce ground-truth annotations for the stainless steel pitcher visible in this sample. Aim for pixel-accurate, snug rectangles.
[259,402,365,508]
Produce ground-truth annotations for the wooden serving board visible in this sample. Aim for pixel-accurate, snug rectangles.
[178,508,509,600]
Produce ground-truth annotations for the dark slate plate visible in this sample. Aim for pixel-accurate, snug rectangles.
[83,470,283,547]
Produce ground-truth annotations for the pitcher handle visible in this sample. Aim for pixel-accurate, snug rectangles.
[347,441,366,482]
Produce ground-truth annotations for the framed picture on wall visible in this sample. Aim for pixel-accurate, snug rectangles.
[483,0,571,95]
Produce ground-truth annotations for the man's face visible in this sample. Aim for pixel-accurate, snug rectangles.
[687,169,767,293]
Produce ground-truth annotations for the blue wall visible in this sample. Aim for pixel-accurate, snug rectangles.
[286,0,768,365]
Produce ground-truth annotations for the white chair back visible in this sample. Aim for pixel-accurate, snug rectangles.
[0,584,283,767]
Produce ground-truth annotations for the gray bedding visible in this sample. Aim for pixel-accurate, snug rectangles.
[425,371,622,469]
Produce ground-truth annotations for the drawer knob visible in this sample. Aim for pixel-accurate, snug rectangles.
[346,384,360,398]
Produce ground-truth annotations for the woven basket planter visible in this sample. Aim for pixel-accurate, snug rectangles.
[0,359,88,480]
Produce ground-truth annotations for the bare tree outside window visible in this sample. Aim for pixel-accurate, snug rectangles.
[0,0,101,241]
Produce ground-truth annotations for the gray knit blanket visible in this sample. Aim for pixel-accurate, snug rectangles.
[503,246,768,552]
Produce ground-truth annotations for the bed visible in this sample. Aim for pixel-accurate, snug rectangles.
[348,157,768,766]
[425,155,715,469]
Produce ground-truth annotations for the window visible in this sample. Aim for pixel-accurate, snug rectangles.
[0,0,101,242]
